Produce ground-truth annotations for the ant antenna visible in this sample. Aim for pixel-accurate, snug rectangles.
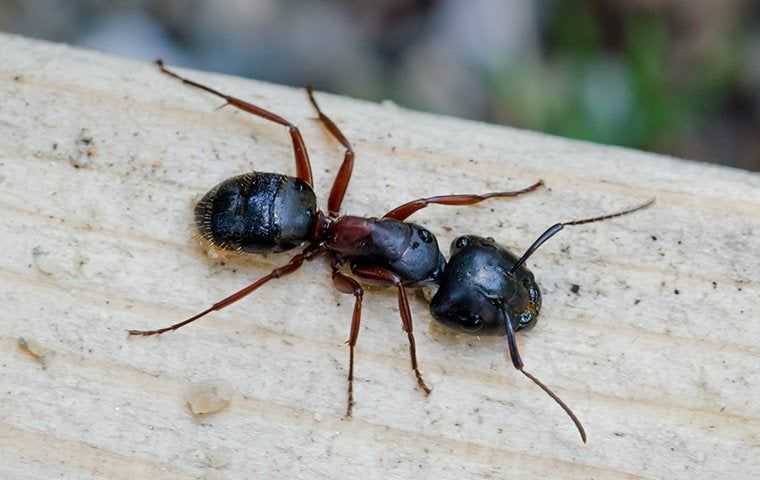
[510,198,655,274]
[503,308,587,443]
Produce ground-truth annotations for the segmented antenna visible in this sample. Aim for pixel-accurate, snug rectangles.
[510,198,655,273]
[503,309,587,443]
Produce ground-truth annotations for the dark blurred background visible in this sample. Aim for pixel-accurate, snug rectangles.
[2,0,759,171]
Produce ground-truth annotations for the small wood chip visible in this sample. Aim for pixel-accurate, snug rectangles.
[184,381,234,416]
[17,337,49,368]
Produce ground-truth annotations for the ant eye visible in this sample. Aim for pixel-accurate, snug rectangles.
[418,228,433,243]
[455,237,470,249]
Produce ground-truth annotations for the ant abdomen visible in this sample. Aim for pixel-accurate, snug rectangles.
[195,172,317,253]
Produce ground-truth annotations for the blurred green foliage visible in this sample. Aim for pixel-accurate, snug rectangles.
[491,3,746,164]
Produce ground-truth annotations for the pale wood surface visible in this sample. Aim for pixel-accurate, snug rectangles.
[1,33,759,479]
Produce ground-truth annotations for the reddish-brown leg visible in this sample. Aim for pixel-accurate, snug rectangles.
[306,87,355,216]
[157,60,313,185]
[128,247,324,336]
[350,265,432,395]
[331,259,364,417]
[383,180,544,221]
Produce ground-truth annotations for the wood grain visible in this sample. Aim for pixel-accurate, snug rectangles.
[1,33,758,479]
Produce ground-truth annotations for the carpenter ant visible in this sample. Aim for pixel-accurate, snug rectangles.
[430,200,654,443]
[129,61,542,416]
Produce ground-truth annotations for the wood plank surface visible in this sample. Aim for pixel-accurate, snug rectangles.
[1,33,758,479]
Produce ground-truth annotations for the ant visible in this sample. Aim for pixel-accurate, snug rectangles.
[130,61,653,443]
[129,60,542,416]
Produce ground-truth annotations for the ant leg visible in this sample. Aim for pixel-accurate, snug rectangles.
[383,180,543,221]
[351,265,432,395]
[307,87,355,217]
[128,247,324,336]
[156,60,313,185]
[331,259,364,417]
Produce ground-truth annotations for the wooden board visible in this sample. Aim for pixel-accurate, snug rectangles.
[1,33,758,479]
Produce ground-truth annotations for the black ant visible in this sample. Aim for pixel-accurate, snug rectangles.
[129,60,542,416]
[131,61,653,443]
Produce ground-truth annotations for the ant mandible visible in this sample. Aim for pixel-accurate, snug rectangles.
[129,60,542,417]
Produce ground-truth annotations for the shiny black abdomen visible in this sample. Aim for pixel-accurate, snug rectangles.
[195,172,317,253]
[430,236,541,335]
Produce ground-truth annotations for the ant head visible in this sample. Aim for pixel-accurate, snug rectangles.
[429,236,541,335]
